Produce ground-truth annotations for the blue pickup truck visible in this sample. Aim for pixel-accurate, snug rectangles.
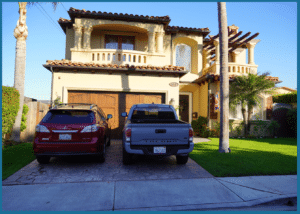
[121,103,194,165]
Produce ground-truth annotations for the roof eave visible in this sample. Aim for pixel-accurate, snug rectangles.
[43,64,188,77]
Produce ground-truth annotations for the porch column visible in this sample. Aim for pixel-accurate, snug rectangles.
[83,25,93,49]
[232,52,237,63]
[157,32,164,54]
[213,39,220,63]
[148,30,155,54]
[246,43,256,65]
[73,23,82,49]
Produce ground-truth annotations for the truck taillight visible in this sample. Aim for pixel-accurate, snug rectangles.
[125,128,131,141]
[189,128,193,142]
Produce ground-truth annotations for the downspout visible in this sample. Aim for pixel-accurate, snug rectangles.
[206,75,213,128]
[50,66,54,108]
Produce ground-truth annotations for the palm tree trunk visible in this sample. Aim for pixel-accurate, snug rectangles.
[218,2,230,153]
[242,107,247,137]
[247,106,253,136]
[11,2,28,142]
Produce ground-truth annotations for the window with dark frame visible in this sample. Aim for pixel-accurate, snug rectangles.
[105,35,135,50]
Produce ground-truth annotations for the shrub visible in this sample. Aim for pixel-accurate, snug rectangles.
[273,91,297,104]
[211,121,220,137]
[267,120,280,137]
[286,109,297,138]
[21,104,29,132]
[2,86,20,137]
[191,116,210,137]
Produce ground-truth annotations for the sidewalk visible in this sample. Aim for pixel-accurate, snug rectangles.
[2,175,297,211]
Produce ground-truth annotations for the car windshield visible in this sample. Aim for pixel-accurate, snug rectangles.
[131,108,176,120]
[41,110,95,124]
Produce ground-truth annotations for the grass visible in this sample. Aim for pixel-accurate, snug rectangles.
[189,137,297,177]
[2,142,36,180]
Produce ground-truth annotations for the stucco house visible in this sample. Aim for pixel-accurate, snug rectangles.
[43,8,280,138]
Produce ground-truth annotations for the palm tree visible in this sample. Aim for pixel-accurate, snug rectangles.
[229,72,275,136]
[217,2,230,153]
[11,2,59,142]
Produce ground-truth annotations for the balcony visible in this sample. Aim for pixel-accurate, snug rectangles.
[70,48,167,66]
[202,62,258,76]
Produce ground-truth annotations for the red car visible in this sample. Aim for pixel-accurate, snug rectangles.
[33,103,112,164]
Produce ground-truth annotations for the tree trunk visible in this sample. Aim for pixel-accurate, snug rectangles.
[218,2,230,153]
[242,107,247,137]
[11,2,28,142]
[247,106,253,136]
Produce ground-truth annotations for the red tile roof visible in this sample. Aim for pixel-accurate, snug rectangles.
[43,60,188,76]
[58,7,210,36]
[166,26,210,36]
[193,74,281,85]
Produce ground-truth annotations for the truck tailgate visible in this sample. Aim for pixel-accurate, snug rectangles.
[130,124,190,145]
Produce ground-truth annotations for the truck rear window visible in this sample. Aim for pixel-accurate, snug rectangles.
[41,110,95,124]
[131,108,176,120]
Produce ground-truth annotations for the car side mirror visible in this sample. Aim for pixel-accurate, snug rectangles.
[121,112,127,117]
[107,114,113,120]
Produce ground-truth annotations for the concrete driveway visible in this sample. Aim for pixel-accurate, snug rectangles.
[2,139,213,186]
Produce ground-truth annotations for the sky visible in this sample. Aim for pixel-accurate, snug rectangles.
[2,2,297,101]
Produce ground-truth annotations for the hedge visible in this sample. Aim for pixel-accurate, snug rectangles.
[2,86,20,137]
[273,91,297,104]
[21,104,29,132]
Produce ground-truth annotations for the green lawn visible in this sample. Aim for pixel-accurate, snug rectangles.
[190,138,297,177]
[2,143,36,180]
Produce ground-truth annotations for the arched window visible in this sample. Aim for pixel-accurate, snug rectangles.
[175,44,191,72]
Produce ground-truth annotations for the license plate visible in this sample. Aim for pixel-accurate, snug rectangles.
[59,134,71,140]
[154,146,166,154]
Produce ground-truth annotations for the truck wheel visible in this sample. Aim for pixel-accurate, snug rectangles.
[176,154,189,164]
[36,156,50,164]
[123,148,133,165]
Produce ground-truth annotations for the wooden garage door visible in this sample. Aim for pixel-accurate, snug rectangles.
[68,91,165,138]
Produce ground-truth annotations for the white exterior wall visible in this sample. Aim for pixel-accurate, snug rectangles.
[52,71,180,107]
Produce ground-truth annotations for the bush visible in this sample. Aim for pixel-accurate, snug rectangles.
[2,86,20,137]
[267,120,280,137]
[273,91,297,104]
[191,116,210,137]
[21,104,29,132]
[286,109,297,138]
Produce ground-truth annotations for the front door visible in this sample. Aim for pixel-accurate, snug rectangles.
[179,94,189,123]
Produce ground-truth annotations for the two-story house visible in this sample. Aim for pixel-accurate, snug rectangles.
[43,7,280,137]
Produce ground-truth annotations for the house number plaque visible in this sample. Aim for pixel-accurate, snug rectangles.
[169,82,179,87]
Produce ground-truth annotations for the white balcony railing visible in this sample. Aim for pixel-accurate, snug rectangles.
[71,48,149,66]
[202,62,258,76]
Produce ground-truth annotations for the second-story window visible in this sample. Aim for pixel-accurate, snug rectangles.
[105,35,135,50]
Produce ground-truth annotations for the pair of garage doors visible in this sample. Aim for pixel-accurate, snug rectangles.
[68,91,165,139]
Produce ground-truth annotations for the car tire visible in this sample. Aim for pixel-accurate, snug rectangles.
[123,147,133,165]
[176,154,189,164]
[107,136,111,147]
[36,156,50,164]
[98,143,106,163]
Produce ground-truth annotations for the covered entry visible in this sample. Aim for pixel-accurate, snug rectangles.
[68,90,165,138]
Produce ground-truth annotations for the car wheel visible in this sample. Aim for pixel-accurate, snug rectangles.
[107,136,111,147]
[36,156,50,164]
[98,143,106,163]
[176,154,189,164]
[123,147,133,165]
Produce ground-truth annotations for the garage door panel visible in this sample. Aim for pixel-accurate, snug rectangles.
[68,91,164,139]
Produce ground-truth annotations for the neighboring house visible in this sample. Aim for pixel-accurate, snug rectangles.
[43,8,280,138]
[272,87,297,111]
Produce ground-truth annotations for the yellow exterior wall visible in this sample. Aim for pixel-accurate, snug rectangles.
[198,82,208,118]
[180,82,208,119]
